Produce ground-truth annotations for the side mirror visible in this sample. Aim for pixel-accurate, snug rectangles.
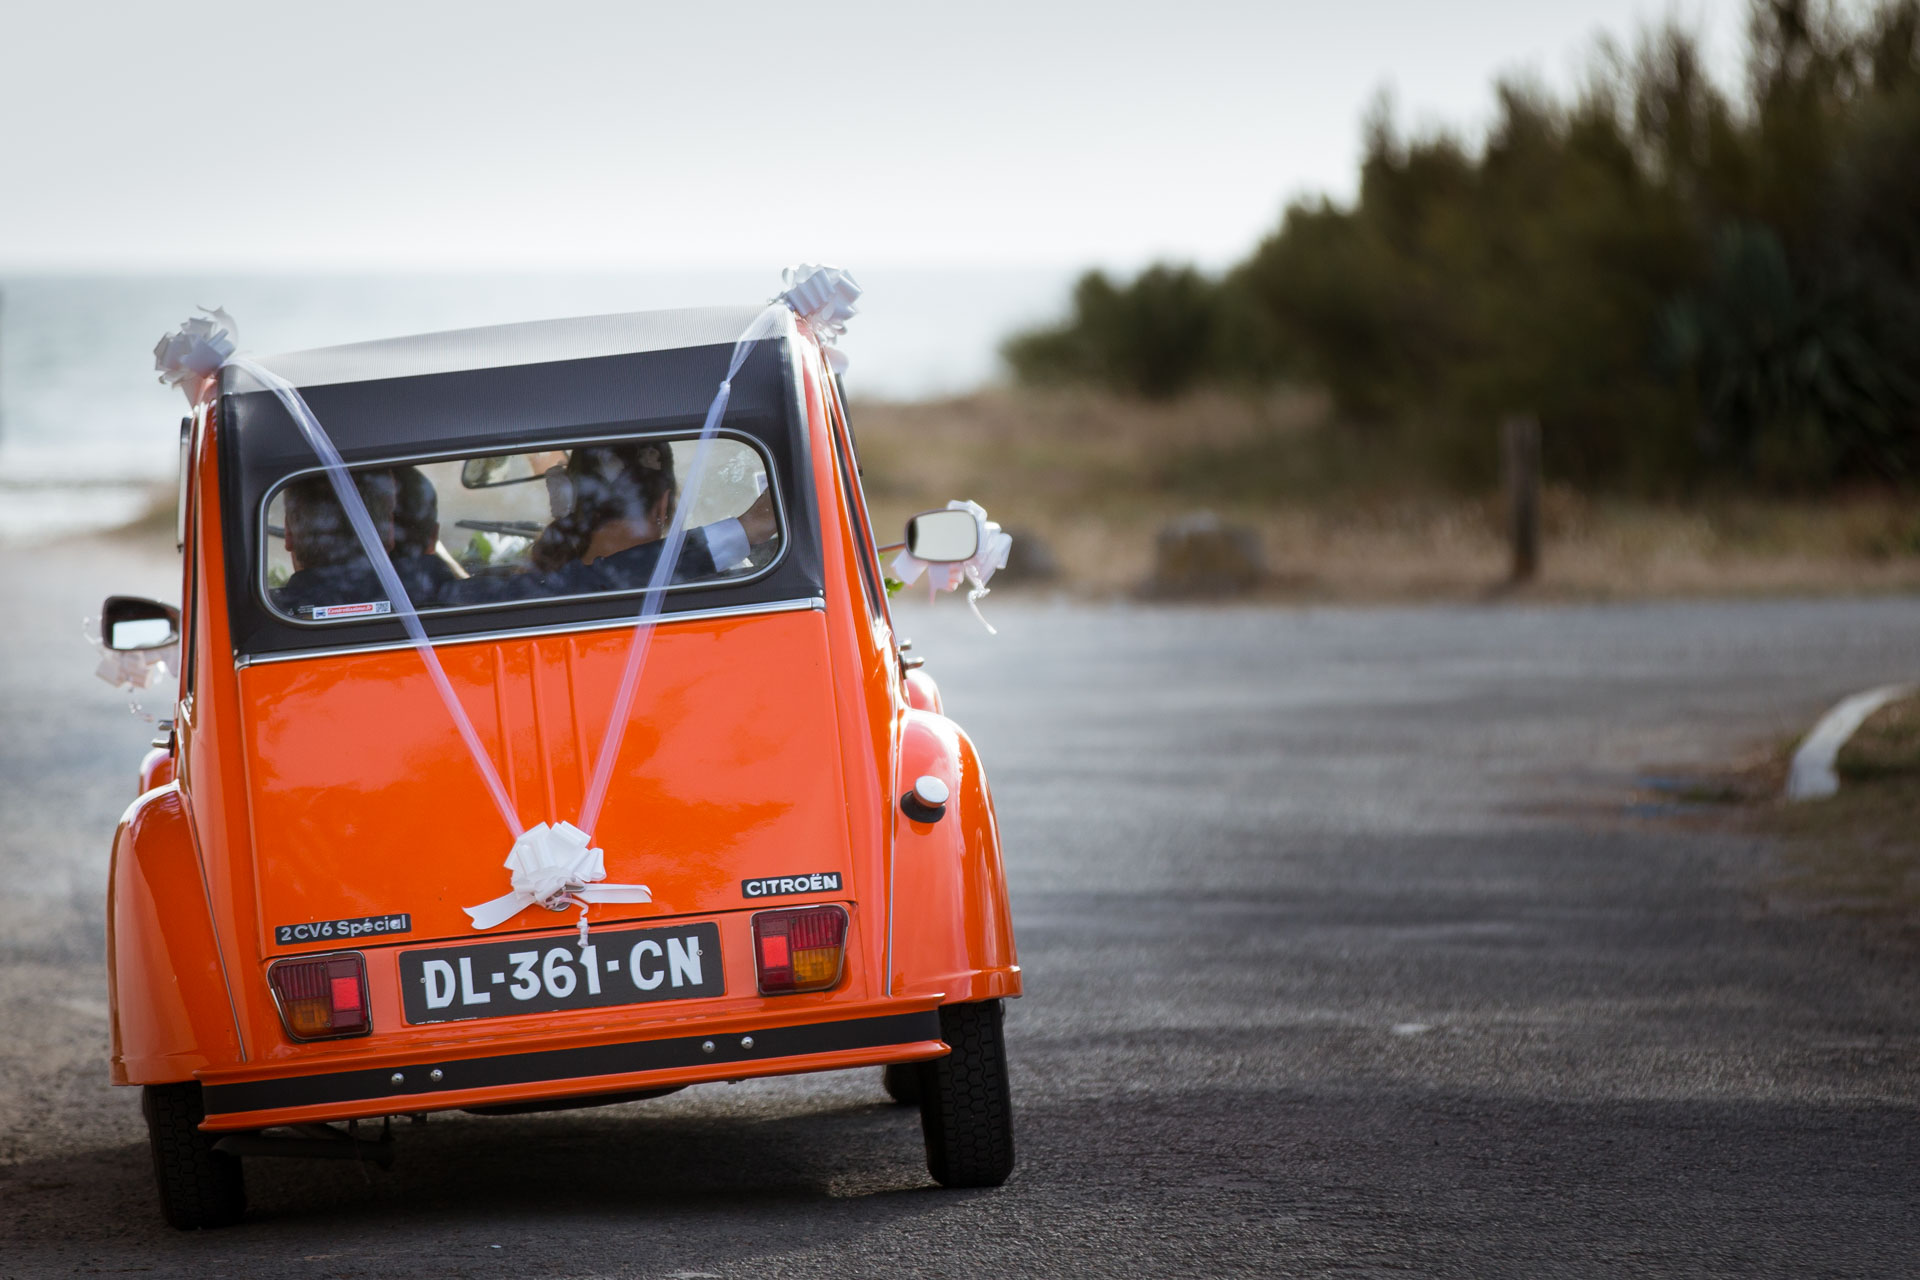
[905,509,980,564]
[102,596,181,651]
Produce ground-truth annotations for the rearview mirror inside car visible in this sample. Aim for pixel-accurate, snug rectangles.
[461,454,538,488]
[461,449,570,489]
[905,509,980,564]
[102,596,181,651]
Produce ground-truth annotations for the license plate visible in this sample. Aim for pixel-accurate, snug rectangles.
[400,922,724,1024]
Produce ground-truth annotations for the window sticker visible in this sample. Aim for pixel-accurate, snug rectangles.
[307,600,393,621]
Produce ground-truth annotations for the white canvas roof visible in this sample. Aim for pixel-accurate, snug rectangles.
[258,305,781,389]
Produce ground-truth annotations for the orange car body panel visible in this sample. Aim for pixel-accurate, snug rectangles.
[106,328,1021,1130]
[904,667,944,715]
[234,611,850,947]
[107,783,243,1084]
[138,745,176,793]
[890,712,1019,1002]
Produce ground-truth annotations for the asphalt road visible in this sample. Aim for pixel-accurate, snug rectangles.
[4,536,1919,1278]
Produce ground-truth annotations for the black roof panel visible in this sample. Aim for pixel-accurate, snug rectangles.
[213,308,823,661]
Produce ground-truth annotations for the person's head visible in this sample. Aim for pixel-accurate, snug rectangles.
[528,441,681,571]
[390,466,440,559]
[566,442,678,534]
[282,471,397,572]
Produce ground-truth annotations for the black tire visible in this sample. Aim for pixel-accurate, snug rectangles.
[916,1000,1015,1188]
[882,1062,922,1105]
[142,1082,246,1229]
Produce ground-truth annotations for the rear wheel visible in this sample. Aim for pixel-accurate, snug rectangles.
[142,1082,246,1229]
[916,1000,1015,1187]
[882,1063,922,1105]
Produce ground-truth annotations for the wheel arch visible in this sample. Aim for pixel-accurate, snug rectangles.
[888,710,1020,1002]
[109,784,245,1084]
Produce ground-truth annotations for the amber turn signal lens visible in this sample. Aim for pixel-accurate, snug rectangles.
[268,953,371,1040]
[752,906,848,995]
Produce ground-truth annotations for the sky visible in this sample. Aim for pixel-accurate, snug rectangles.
[1,0,1752,274]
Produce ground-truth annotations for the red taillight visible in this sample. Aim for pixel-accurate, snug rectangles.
[268,953,371,1040]
[753,906,848,995]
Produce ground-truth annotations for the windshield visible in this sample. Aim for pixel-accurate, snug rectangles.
[260,434,780,623]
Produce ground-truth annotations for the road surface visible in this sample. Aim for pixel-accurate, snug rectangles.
[3,535,1918,1277]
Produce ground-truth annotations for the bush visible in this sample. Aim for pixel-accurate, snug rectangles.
[1003,0,1920,494]
[1002,265,1228,399]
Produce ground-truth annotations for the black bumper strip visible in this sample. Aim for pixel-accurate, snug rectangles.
[203,1010,941,1116]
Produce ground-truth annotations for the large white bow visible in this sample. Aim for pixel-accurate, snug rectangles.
[154,308,239,403]
[463,822,652,943]
[890,500,1013,633]
[779,264,861,347]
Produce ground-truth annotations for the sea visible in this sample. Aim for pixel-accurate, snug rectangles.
[0,266,1076,545]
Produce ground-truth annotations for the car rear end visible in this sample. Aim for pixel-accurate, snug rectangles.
[204,314,944,1120]
[204,904,949,1131]
[131,308,1015,1228]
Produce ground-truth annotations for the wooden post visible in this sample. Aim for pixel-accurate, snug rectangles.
[1503,414,1540,583]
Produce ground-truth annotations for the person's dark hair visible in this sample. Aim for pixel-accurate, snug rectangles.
[530,441,678,569]
[390,466,439,558]
[282,471,398,570]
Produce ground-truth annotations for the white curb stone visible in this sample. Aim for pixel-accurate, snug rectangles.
[1785,684,1914,801]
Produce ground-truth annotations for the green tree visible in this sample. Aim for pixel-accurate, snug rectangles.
[1005,0,1920,493]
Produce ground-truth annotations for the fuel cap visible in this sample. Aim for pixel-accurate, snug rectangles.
[901,774,949,823]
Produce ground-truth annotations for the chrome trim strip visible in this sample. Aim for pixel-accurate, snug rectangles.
[236,597,826,668]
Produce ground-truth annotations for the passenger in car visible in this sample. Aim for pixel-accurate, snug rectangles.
[272,472,399,616]
[390,466,461,603]
[527,443,771,593]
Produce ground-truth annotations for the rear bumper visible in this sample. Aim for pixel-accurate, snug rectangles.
[196,1008,944,1131]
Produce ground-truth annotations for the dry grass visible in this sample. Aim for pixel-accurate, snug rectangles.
[851,389,1920,599]
[1836,693,1920,784]
[109,391,1920,600]
[1762,696,1920,926]
[1622,697,1920,933]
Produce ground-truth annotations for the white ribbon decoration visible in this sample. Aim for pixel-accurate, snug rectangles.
[155,267,859,944]
[153,307,238,402]
[463,822,652,944]
[87,619,174,722]
[94,647,173,691]
[889,499,1012,634]
[779,264,860,373]
[572,301,790,835]
[224,350,530,838]
[780,264,860,342]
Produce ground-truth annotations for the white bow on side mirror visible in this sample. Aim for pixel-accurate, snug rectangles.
[905,509,980,564]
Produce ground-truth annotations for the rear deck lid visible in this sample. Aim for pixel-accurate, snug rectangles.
[238,607,853,950]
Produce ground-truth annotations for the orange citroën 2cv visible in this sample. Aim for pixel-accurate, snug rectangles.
[100,291,1020,1228]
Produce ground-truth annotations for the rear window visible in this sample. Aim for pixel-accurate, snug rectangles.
[260,433,781,623]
